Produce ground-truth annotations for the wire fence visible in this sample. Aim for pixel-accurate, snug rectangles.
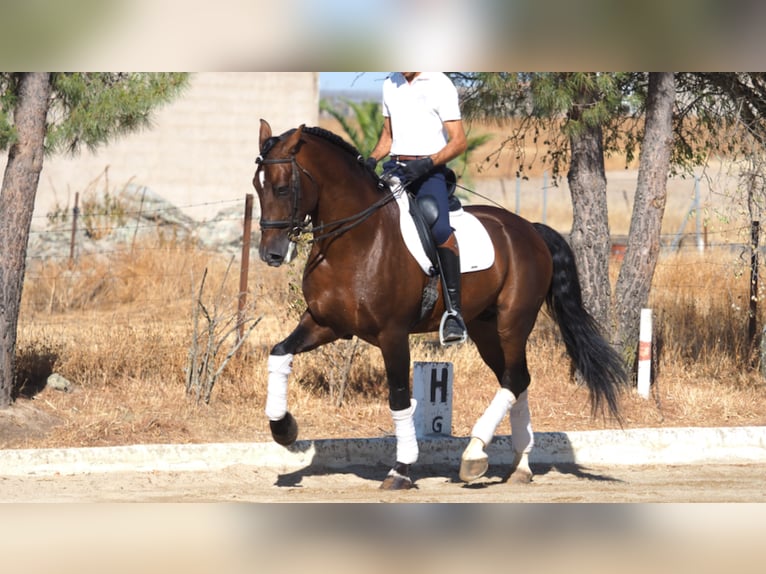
[21,183,764,330]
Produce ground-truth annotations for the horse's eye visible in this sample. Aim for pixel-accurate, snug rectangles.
[275,185,291,196]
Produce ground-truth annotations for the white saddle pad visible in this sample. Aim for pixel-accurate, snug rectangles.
[392,186,495,275]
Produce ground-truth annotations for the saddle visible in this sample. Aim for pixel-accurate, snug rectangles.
[384,171,495,277]
[406,189,461,275]
[382,171,495,323]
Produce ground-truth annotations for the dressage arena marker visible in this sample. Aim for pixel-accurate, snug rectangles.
[637,308,652,399]
[412,361,453,437]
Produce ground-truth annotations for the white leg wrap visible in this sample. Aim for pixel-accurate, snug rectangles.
[463,436,487,460]
[265,353,293,421]
[510,389,534,455]
[391,399,419,465]
[471,388,515,447]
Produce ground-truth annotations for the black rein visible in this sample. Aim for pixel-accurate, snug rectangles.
[256,151,395,244]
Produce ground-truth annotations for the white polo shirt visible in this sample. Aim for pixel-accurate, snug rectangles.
[382,72,462,156]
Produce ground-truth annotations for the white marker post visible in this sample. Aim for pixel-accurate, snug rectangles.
[637,308,652,399]
[412,362,453,438]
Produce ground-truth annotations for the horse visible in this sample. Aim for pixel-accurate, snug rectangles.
[252,119,627,490]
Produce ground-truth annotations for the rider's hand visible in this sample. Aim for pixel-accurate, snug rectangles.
[399,157,434,184]
[364,156,378,172]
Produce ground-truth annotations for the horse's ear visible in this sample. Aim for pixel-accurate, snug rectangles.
[259,119,272,152]
[285,124,305,154]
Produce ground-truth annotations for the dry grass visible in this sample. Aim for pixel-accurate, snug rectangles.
[4,122,766,448]
[6,229,766,451]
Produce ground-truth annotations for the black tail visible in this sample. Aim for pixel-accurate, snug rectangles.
[533,222,627,421]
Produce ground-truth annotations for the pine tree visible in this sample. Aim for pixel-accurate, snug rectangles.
[0,73,189,408]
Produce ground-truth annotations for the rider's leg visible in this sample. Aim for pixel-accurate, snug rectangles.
[415,170,466,344]
[436,232,466,343]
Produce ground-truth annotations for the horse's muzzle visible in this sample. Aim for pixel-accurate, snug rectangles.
[259,238,296,267]
[261,251,285,267]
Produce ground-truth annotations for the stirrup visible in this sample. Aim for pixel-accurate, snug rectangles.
[439,310,467,346]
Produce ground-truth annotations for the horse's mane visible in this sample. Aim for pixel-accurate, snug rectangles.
[272,125,381,187]
[302,126,362,160]
[302,125,384,187]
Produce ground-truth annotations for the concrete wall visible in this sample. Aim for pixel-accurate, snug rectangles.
[22,72,319,223]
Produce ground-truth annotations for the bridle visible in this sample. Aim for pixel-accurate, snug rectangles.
[255,139,395,244]
[255,147,315,241]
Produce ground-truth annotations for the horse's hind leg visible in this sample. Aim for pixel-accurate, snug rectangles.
[508,389,534,483]
[266,310,338,446]
[461,314,535,483]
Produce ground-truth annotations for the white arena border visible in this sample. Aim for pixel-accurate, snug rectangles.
[0,427,764,477]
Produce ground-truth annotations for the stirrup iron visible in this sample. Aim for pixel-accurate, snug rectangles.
[439,310,467,346]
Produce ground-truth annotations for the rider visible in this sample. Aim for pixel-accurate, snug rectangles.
[366,72,469,345]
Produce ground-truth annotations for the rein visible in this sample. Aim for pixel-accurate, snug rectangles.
[257,146,395,244]
[309,191,395,243]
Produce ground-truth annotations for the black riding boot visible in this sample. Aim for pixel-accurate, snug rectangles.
[436,233,467,345]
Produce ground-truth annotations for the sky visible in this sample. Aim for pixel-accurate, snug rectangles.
[319,72,389,93]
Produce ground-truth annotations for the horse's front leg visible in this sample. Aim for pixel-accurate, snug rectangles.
[378,330,418,491]
[266,310,338,446]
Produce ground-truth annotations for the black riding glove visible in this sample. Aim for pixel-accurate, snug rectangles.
[364,156,378,172]
[399,157,434,184]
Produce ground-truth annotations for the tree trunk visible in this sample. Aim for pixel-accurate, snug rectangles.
[0,73,51,408]
[614,72,675,366]
[567,122,612,332]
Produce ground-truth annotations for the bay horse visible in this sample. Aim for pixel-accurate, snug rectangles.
[253,119,627,490]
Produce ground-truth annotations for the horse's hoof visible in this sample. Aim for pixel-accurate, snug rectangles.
[508,452,533,484]
[379,464,415,490]
[459,455,489,483]
[380,473,414,491]
[380,474,414,490]
[509,467,533,484]
[270,412,298,446]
